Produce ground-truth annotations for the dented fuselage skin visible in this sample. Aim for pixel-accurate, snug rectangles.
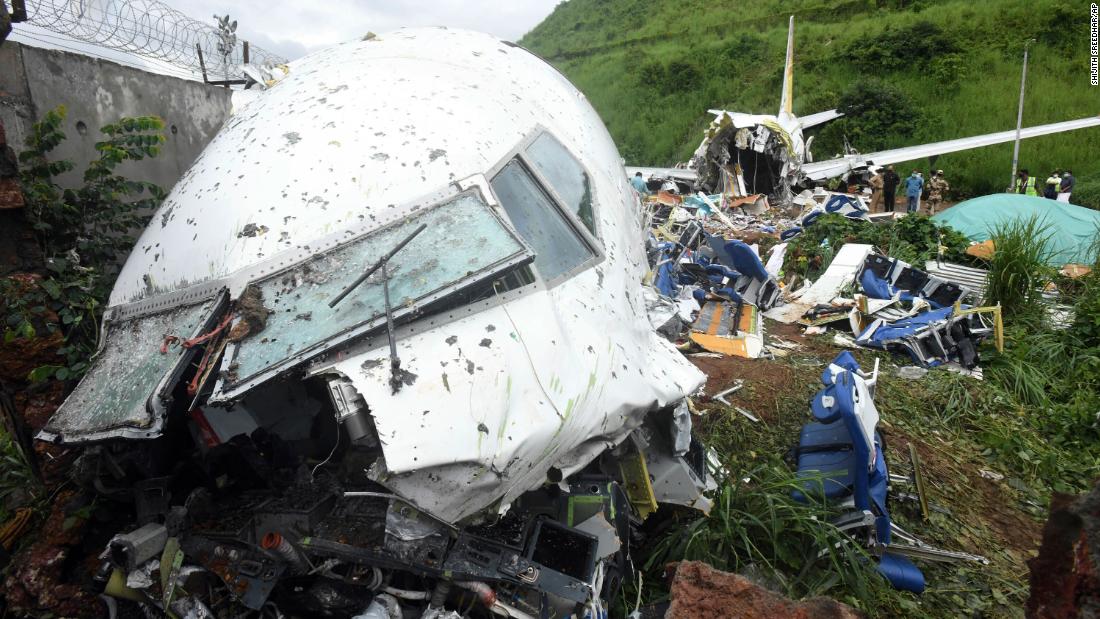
[38,28,708,616]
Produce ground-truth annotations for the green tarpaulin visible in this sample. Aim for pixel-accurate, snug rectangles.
[932,193,1100,266]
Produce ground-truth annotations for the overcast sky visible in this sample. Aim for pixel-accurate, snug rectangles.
[8,0,563,78]
[174,0,563,61]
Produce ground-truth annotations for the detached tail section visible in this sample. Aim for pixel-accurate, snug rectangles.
[778,15,795,121]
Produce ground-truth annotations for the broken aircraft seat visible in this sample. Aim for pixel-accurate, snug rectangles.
[703,235,781,310]
[674,263,744,305]
[792,352,926,593]
[823,194,869,220]
[653,241,680,297]
[857,306,987,369]
[858,254,968,309]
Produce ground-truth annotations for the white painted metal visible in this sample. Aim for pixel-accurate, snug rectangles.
[83,28,703,522]
[801,115,1100,181]
[764,243,875,324]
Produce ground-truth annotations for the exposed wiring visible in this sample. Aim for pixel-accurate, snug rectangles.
[382,586,431,601]
[309,408,341,482]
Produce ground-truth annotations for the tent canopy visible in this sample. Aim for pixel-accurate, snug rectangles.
[932,193,1100,266]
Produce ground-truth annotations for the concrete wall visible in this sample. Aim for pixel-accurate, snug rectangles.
[0,41,231,193]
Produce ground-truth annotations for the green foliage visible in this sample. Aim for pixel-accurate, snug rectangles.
[848,21,962,72]
[786,214,971,280]
[0,428,40,524]
[1,106,166,382]
[982,216,1054,322]
[638,57,702,93]
[642,467,891,602]
[521,0,1100,197]
[1073,177,1100,211]
[813,78,923,157]
[1072,272,1100,348]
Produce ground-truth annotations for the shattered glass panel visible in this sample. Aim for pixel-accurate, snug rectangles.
[525,132,596,235]
[491,160,594,282]
[227,192,528,386]
[43,300,214,439]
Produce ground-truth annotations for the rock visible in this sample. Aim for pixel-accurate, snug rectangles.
[1026,482,1100,618]
[666,561,863,619]
[896,366,928,380]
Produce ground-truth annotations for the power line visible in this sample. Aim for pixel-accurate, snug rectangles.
[7,0,286,81]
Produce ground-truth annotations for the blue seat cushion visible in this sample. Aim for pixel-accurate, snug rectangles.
[723,240,770,282]
[794,449,855,501]
[877,553,925,593]
[798,420,851,452]
[705,264,739,281]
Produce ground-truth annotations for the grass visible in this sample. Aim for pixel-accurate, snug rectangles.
[983,216,1055,321]
[619,227,1100,616]
[520,0,1100,202]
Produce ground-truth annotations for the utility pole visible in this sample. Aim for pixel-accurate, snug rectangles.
[1009,39,1035,192]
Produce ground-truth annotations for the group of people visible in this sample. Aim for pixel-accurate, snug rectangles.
[868,166,949,215]
[1015,169,1075,202]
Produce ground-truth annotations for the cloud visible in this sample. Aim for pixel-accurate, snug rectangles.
[173,0,561,61]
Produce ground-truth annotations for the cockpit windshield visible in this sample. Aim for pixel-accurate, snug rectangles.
[213,189,533,400]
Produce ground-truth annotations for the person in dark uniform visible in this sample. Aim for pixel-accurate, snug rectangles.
[882,165,901,212]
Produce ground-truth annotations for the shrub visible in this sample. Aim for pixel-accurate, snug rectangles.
[786,214,970,280]
[849,21,962,72]
[811,79,922,154]
[1,106,166,382]
[641,466,889,601]
[1073,178,1100,211]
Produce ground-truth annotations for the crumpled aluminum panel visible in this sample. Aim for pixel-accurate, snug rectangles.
[318,284,703,523]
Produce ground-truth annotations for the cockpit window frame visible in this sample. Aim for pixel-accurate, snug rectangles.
[484,126,605,288]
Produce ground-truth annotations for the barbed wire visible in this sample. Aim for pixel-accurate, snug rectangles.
[10,0,287,81]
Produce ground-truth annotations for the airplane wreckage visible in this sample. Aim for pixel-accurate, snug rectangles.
[36,29,712,618]
[629,17,1100,204]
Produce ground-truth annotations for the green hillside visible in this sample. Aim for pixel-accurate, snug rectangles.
[520,0,1100,202]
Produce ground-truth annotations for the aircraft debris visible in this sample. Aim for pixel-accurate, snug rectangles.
[31,28,714,618]
[792,352,988,593]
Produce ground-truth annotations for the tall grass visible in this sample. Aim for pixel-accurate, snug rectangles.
[983,215,1053,322]
[639,465,891,604]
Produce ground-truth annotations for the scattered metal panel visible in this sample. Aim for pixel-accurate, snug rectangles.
[923,260,989,302]
[211,189,534,403]
[39,292,226,443]
[766,244,875,324]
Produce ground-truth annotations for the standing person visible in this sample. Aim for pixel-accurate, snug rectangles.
[905,170,924,214]
[1015,169,1038,196]
[1058,170,1075,202]
[882,165,901,212]
[869,168,884,212]
[927,170,949,215]
[1044,170,1062,199]
[630,171,649,195]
